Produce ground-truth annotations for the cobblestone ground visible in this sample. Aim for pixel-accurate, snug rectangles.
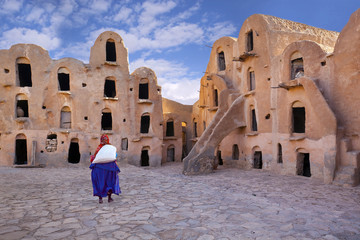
[0,161,359,240]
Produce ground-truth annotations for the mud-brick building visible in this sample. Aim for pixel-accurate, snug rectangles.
[184,9,360,186]
[0,31,191,167]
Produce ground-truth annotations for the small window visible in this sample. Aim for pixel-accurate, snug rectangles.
[60,107,71,129]
[104,79,116,98]
[193,120,198,137]
[166,120,174,137]
[16,58,32,87]
[247,30,254,52]
[121,138,128,151]
[291,58,304,80]
[141,114,150,133]
[58,68,70,91]
[101,108,112,130]
[46,134,57,153]
[214,89,218,107]
[232,144,239,160]
[251,109,257,132]
[139,83,149,99]
[249,70,255,91]
[277,143,283,163]
[218,51,226,71]
[16,100,29,117]
[106,39,116,62]
[292,107,305,133]
[203,121,206,131]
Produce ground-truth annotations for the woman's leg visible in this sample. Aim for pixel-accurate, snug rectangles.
[99,196,103,204]
[107,189,113,202]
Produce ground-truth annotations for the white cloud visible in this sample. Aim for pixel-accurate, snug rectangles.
[1,0,23,12]
[90,0,111,12]
[114,6,133,24]
[25,7,45,23]
[130,57,200,105]
[206,22,237,42]
[0,28,61,51]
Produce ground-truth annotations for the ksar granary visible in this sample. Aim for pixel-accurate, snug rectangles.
[1,9,359,187]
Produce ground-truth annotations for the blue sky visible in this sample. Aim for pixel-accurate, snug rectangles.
[0,0,358,105]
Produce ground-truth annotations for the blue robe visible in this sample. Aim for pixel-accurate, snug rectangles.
[90,161,121,197]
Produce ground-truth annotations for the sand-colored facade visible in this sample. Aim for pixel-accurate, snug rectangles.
[0,31,191,168]
[184,9,360,186]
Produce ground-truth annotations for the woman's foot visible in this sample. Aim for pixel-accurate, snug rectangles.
[99,197,103,204]
[107,190,113,203]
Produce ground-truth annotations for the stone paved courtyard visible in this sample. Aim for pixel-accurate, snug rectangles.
[0,161,359,240]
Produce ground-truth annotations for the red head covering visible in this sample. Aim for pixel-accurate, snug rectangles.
[91,134,110,163]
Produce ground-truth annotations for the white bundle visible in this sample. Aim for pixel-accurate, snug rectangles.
[93,145,117,163]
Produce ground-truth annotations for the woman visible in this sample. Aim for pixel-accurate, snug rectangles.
[90,134,121,203]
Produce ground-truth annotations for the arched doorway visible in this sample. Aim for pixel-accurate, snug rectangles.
[167,145,175,162]
[68,138,80,164]
[15,134,27,165]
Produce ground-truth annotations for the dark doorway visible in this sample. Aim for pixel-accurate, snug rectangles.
[247,30,254,52]
[101,112,112,130]
[68,141,80,164]
[292,107,305,133]
[253,151,262,169]
[167,147,175,162]
[106,40,116,62]
[218,51,226,71]
[251,109,257,131]
[232,144,239,160]
[16,100,29,117]
[277,143,283,163]
[141,150,149,166]
[140,115,150,133]
[166,120,174,136]
[193,121,198,137]
[139,83,149,99]
[104,79,116,98]
[217,150,223,165]
[297,153,311,177]
[18,63,32,87]
[58,73,70,91]
[15,139,27,165]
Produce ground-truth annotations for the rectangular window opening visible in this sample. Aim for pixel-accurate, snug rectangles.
[18,63,32,87]
[166,121,174,137]
[292,107,305,133]
[58,73,70,91]
[106,41,116,62]
[16,100,29,117]
[251,109,257,132]
[104,80,116,98]
[141,115,150,133]
[101,112,112,130]
[139,83,149,99]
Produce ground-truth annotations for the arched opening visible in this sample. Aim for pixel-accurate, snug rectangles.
[167,145,175,162]
[101,108,112,130]
[166,119,174,137]
[60,106,71,129]
[16,57,32,87]
[277,143,283,163]
[251,107,257,132]
[15,134,27,165]
[246,30,253,52]
[106,39,116,62]
[296,152,311,177]
[140,113,150,133]
[16,94,29,118]
[248,68,255,91]
[104,77,116,98]
[139,78,149,99]
[218,51,225,71]
[292,101,305,133]
[141,147,150,166]
[58,67,70,91]
[290,52,304,79]
[232,144,239,160]
[253,147,262,169]
[68,138,80,164]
